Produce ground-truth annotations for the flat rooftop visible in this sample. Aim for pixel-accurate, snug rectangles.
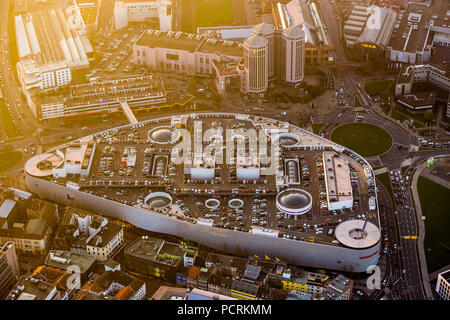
[387,0,450,53]
[323,152,353,204]
[397,91,437,107]
[25,113,380,248]
[136,30,244,57]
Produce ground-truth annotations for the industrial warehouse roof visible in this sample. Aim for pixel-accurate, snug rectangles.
[343,5,370,45]
[283,25,305,39]
[272,0,330,46]
[356,7,397,48]
[14,3,92,67]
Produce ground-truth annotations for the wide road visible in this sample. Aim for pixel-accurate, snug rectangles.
[317,0,370,107]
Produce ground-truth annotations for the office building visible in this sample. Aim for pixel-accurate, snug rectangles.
[6,276,59,300]
[242,35,268,94]
[124,236,198,282]
[252,23,275,78]
[436,269,450,300]
[0,242,19,281]
[114,0,173,31]
[53,207,124,262]
[0,244,17,299]
[280,25,305,85]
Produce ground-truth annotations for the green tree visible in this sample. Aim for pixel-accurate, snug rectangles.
[424,110,434,122]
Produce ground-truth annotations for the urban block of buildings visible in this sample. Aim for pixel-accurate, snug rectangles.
[133,24,305,95]
[395,62,450,111]
[6,275,60,300]
[0,242,20,299]
[0,198,58,255]
[124,236,198,282]
[53,207,124,262]
[72,269,146,300]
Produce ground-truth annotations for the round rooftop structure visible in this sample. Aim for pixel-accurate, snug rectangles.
[334,219,381,249]
[276,133,301,148]
[228,198,244,209]
[205,198,220,210]
[144,192,172,209]
[276,188,312,215]
[244,34,268,49]
[148,126,180,144]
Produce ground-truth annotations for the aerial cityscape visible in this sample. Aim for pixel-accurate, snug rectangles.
[0,0,449,307]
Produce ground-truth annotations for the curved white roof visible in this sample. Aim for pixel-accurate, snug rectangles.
[25,153,64,177]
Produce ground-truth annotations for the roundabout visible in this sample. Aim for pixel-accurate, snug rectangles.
[330,123,393,157]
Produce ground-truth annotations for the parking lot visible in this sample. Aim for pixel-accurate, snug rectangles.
[56,114,383,248]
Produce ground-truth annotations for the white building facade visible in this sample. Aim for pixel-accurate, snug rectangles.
[242,35,268,94]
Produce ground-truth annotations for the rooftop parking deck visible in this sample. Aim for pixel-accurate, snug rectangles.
[26,113,380,248]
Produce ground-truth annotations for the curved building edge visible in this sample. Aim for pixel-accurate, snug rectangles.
[26,175,380,272]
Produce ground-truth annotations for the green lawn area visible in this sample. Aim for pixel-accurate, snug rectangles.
[331,123,392,157]
[376,172,395,208]
[364,80,395,97]
[0,151,23,172]
[418,176,450,272]
[195,0,234,27]
[354,93,362,107]
[391,106,426,128]
[312,123,324,135]
[401,166,409,175]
